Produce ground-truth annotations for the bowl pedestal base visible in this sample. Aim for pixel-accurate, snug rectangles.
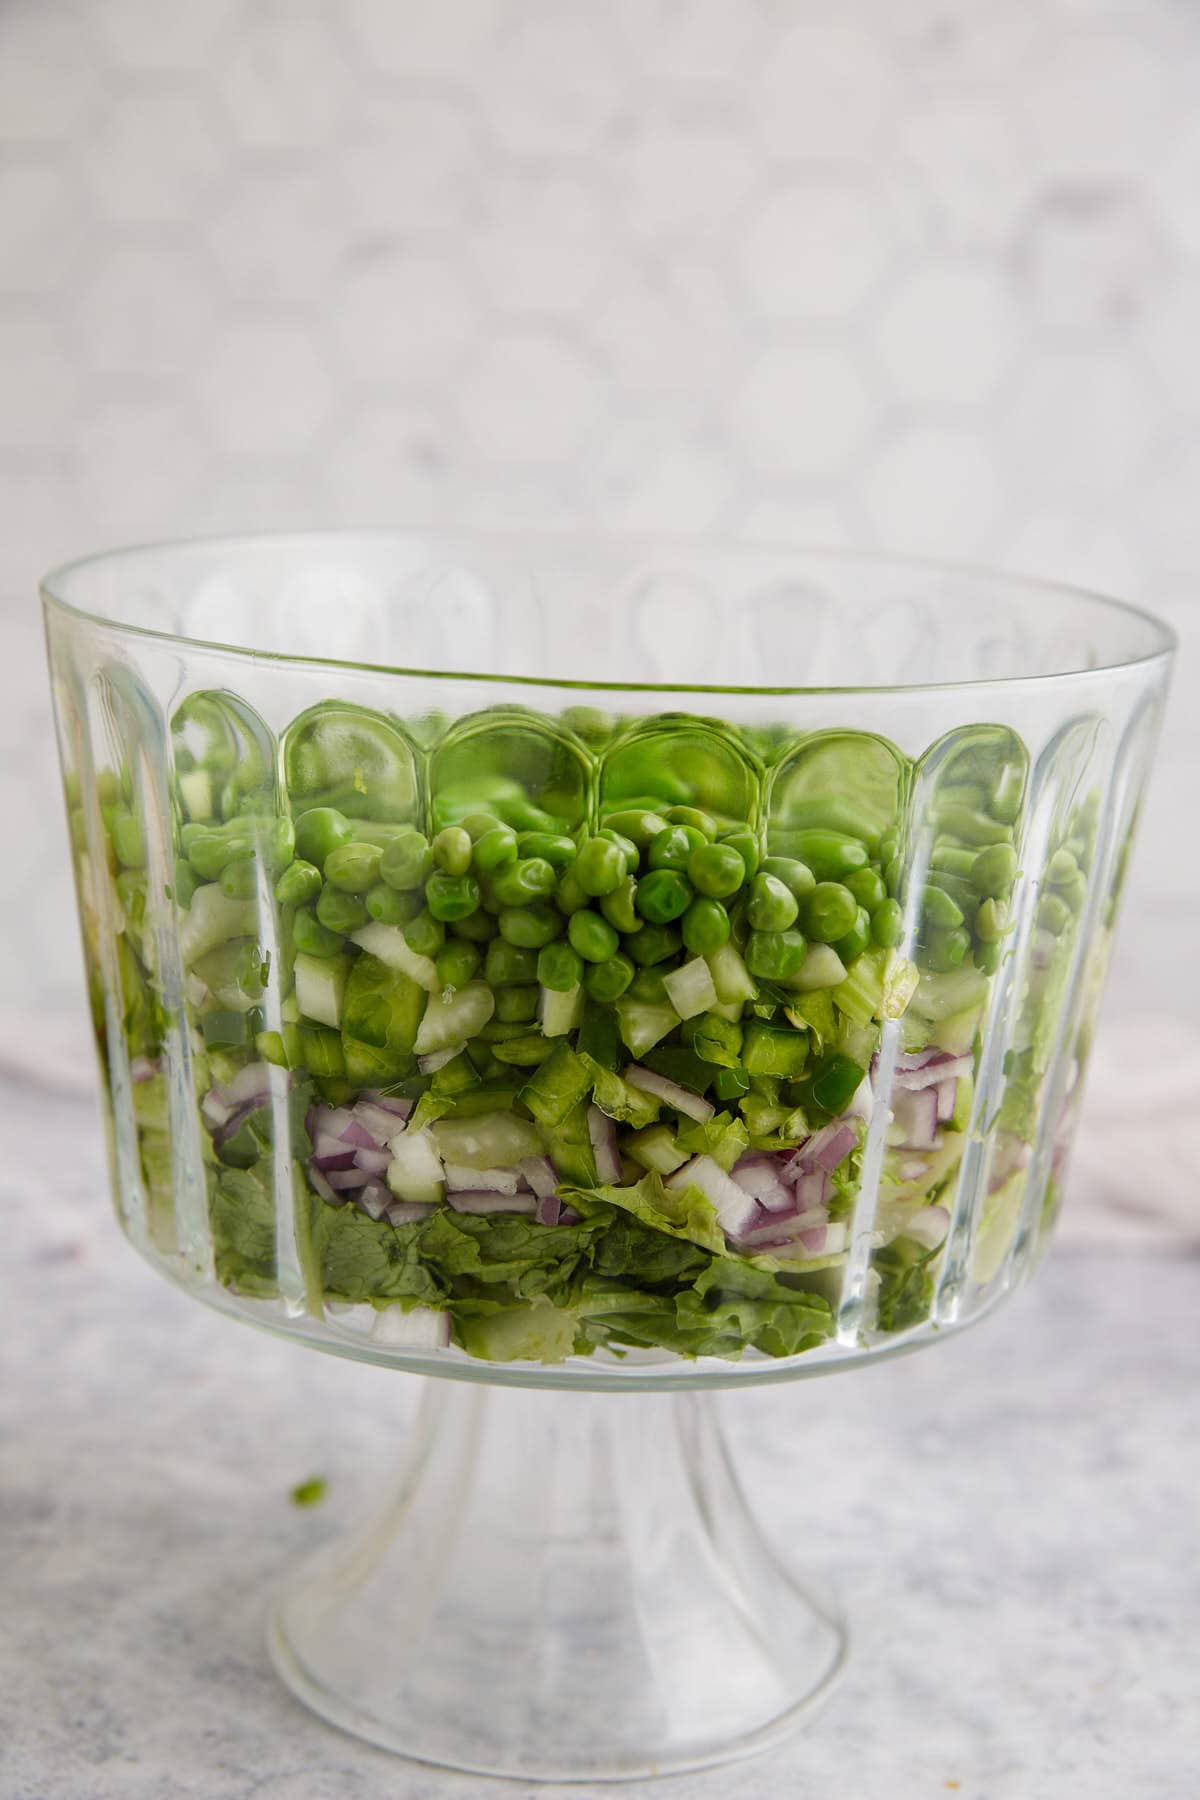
[269,1378,846,1782]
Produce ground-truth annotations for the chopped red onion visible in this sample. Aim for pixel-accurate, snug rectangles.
[226,1061,284,1108]
[130,1055,159,1084]
[360,1091,413,1118]
[353,1100,412,1145]
[893,1054,972,1091]
[313,1104,356,1141]
[730,1153,794,1212]
[519,1155,559,1199]
[667,1154,757,1238]
[895,1047,940,1073]
[792,1121,857,1174]
[446,1191,538,1214]
[587,1104,624,1184]
[444,1162,520,1196]
[846,1075,874,1122]
[339,1117,379,1150]
[560,1206,581,1226]
[624,1064,715,1124]
[535,1193,562,1227]
[308,1166,338,1204]
[386,1200,435,1225]
[353,1144,392,1176]
[890,1086,940,1150]
[314,1131,358,1169]
[327,1166,370,1191]
[793,1168,831,1214]
[898,1156,931,1182]
[201,1088,234,1130]
[739,1204,829,1248]
[358,1180,392,1219]
[935,1079,957,1124]
[904,1204,951,1250]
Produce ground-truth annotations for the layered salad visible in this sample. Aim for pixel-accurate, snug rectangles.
[69,697,1095,1366]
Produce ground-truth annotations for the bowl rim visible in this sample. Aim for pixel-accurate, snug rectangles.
[40,525,1179,698]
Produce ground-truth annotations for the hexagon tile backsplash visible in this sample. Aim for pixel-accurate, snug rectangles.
[1,0,1197,1029]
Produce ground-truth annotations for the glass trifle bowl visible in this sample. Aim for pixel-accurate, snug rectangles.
[43,533,1173,1781]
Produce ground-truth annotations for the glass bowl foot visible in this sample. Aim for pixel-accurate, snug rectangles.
[268,1380,846,1782]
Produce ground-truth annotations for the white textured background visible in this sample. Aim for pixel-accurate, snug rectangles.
[2,0,1197,1035]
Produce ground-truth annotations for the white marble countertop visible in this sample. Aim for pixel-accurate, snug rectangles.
[4,1077,1198,1800]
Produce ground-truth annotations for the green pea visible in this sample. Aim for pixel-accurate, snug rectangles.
[260,816,296,876]
[275,859,322,906]
[317,883,368,934]
[324,841,382,894]
[187,830,244,881]
[498,796,558,834]
[682,897,731,956]
[975,938,1002,975]
[584,953,635,1002]
[432,826,473,877]
[930,845,978,879]
[833,905,872,965]
[923,884,964,930]
[499,901,561,948]
[971,843,1018,897]
[595,827,639,869]
[648,824,705,871]
[111,810,145,869]
[1038,892,1072,936]
[746,872,799,933]
[425,871,480,923]
[180,821,207,855]
[629,967,669,1003]
[804,881,858,943]
[599,875,642,935]
[554,868,590,915]
[576,836,628,897]
[784,829,868,882]
[517,831,578,870]
[496,984,539,1024]
[665,805,717,838]
[491,858,558,906]
[974,897,1009,943]
[762,856,817,901]
[885,855,902,897]
[635,868,693,924]
[601,808,668,850]
[293,905,342,958]
[718,827,759,881]
[473,825,519,872]
[625,923,681,966]
[745,928,808,981]
[294,807,354,869]
[1061,873,1088,914]
[568,909,621,963]
[538,940,584,993]
[172,859,201,908]
[844,866,885,911]
[404,907,445,957]
[1046,848,1079,888]
[989,761,1025,825]
[452,906,497,941]
[878,831,898,867]
[938,804,1013,847]
[365,882,422,926]
[925,926,970,971]
[485,940,538,986]
[436,940,482,989]
[689,841,746,899]
[380,830,434,891]
[219,855,260,901]
[871,898,904,949]
[458,811,503,841]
